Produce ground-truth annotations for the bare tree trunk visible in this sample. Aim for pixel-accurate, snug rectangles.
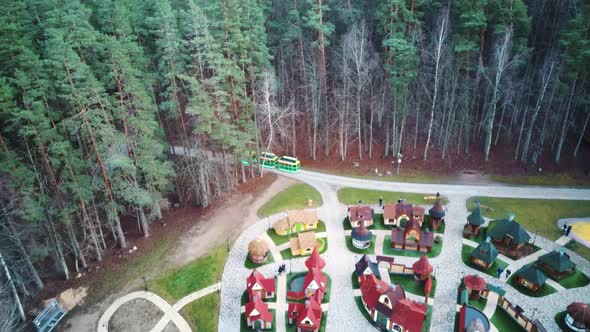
[574,108,590,157]
[0,250,25,321]
[555,79,576,163]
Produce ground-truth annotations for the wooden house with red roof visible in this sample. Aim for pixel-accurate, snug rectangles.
[359,274,427,331]
[246,269,276,300]
[384,202,425,227]
[287,247,327,302]
[348,204,374,228]
[287,296,323,332]
[428,195,445,230]
[412,255,433,281]
[244,291,273,330]
[463,275,487,300]
[391,218,434,253]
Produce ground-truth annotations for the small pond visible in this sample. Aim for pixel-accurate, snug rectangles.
[289,276,306,292]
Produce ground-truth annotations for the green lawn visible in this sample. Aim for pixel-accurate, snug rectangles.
[285,271,331,303]
[490,173,590,187]
[266,221,326,246]
[258,183,323,217]
[182,293,220,332]
[383,235,443,258]
[345,235,376,254]
[389,274,437,297]
[244,251,275,269]
[491,306,526,332]
[354,296,374,323]
[554,310,575,332]
[507,274,557,297]
[351,272,360,289]
[466,196,590,241]
[337,188,448,205]
[285,311,327,332]
[424,215,445,234]
[240,309,276,332]
[460,244,508,278]
[422,305,432,332]
[467,297,487,311]
[149,246,227,301]
[557,268,590,289]
[565,240,590,262]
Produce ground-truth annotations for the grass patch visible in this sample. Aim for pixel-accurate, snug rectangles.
[383,235,443,258]
[280,238,327,260]
[491,306,526,332]
[460,244,508,278]
[244,251,275,269]
[149,246,227,301]
[352,272,360,289]
[266,221,326,246]
[258,183,322,217]
[554,310,574,332]
[389,274,437,297]
[422,305,432,332]
[565,240,590,262]
[468,297,487,311]
[182,292,220,332]
[466,196,590,241]
[490,173,590,187]
[424,215,446,234]
[345,235,376,254]
[343,217,352,230]
[354,296,374,323]
[557,268,590,289]
[240,309,276,332]
[507,273,557,297]
[338,188,448,205]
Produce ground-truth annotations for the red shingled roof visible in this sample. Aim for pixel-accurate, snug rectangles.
[412,255,433,276]
[305,246,325,271]
[349,205,372,222]
[391,299,427,332]
[245,293,273,322]
[246,269,275,294]
[567,302,590,326]
[463,275,487,291]
[288,297,322,329]
[303,266,327,295]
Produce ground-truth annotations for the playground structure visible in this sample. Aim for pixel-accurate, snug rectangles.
[241,151,301,173]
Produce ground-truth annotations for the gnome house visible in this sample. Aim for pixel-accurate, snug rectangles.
[383,200,425,227]
[535,249,576,280]
[359,272,427,332]
[464,201,485,238]
[412,255,433,281]
[288,296,323,332]
[355,255,381,283]
[287,247,327,302]
[487,213,531,259]
[428,193,445,230]
[244,270,275,330]
[391,218,434,253]
[348,204,374,228]
[470,238,499,270]
[272,209,318,236]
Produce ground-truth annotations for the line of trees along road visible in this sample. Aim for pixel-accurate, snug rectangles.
[0,0,588,328]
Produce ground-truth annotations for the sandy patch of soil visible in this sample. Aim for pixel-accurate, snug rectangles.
[108,298,163,332]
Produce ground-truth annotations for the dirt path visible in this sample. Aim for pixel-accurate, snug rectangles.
[171,176,295,266]
[60,175,294,332]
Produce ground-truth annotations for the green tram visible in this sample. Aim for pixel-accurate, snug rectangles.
[277,155,301,173]
[241,151,301,173]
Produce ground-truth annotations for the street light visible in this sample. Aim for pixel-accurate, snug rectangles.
[396,153,403,175]
[142,274,150,292]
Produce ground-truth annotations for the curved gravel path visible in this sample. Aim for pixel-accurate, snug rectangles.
[218,170,590,332]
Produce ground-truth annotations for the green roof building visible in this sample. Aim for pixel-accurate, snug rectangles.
[488,214,531,258]
[536,250,576,280]
[470,238,499,269]
[465,201,485,238]
[515,266,547,291]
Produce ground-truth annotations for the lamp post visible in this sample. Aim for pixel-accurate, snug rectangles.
[142,274,150,292]
[396,153,403,175]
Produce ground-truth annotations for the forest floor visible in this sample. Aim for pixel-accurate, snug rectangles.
[55,173,293,332]
[295,141,590,187]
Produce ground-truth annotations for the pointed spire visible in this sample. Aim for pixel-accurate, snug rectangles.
[305,246,325,271]
[508,213,515,222]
